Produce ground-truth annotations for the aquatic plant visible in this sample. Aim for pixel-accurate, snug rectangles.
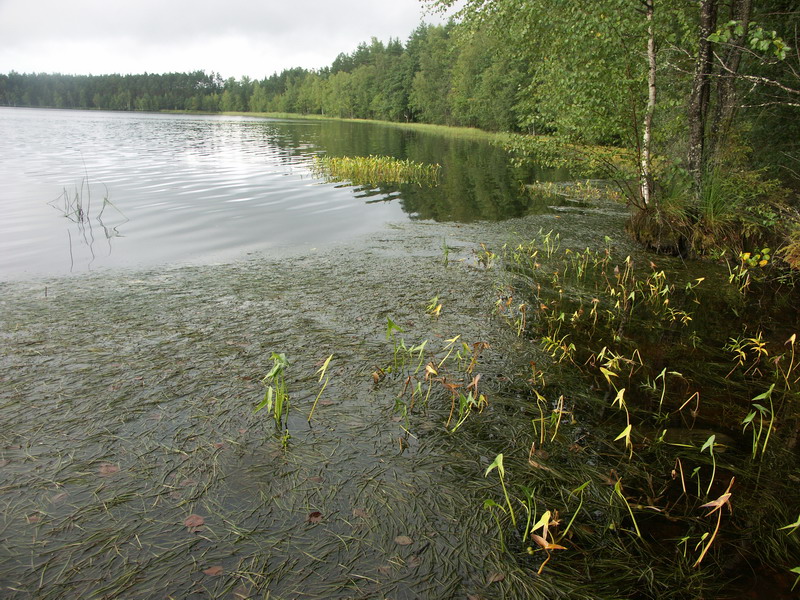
[481,230,800,596]
[311,154,441,187]
[256,352,290,428]
[426,296,443,318]
[693,477,735,567]
[485,453,516,528]
[741,384,775,459]
[307,354,333,423]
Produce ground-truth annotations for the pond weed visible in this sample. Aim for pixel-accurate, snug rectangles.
[473,231,800,597]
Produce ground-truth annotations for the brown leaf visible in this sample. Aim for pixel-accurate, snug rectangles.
[530,534,567,551]
[377,565,392,575]
[394,535,413,546]
[319,399,335,406]
[184,514,205,532]
[307,511,323,524]
[98,463,120,477]
[308,476,324,483]
[203,565,224,576]
[51,492,69,504]
[212,442,226,449]
[26,513,41,524]
[352,507,368,519]
[407,554,422,568]
[0,459,9,467]
[527,457,554,473]
[233,585,251,599]
[487,572,505,583]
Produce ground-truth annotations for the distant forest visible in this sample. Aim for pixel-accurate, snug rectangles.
[0,23,528,132]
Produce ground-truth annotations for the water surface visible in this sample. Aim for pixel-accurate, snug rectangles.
[0,108,564,279]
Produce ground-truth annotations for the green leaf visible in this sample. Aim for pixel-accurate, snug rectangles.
[778,514,800,535]
[483,498,505,511]
[485,453,505,478]
[701,435,716,453]
[752,384,775,401]
[386,316,404,339]
[255,386,274,414]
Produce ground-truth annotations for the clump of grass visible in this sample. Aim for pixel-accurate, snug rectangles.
[311,155,440,187]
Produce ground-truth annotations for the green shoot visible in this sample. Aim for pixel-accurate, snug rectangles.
[308,354,334,422]
[485,453,517,528]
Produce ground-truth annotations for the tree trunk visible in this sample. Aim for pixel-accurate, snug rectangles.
[687,0,718,192]
[641,0,657,207]
[711,0,753,151]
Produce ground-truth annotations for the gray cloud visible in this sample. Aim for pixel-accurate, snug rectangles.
[0,0,448,77]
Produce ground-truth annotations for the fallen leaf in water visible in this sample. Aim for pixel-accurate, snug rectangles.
[407,555,422,568]
[98,463,120,476]
[26,514,41,524]
[51,492,69,504]
[352,508,368,519]
[0,460,9,467]
[527,457,554,473]
[203,565,223,576]
[394,535,413,546]
[377,565,392,575]
[233,585,251,599]
[179,479,197,488]
[307,511,323,524]
[487,572,505,583]
[184,514,205,532]
[212,442,225,449]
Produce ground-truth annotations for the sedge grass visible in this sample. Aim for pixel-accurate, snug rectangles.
[312,155,440,188]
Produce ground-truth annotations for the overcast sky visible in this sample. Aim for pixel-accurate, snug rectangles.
[0,0,454,79]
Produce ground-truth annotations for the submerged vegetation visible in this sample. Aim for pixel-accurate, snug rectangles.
[311,154,441,187]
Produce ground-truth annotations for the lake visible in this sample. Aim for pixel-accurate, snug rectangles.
[0,108,564,279]
[1,108,798,600]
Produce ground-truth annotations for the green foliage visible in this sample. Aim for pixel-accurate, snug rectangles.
[255,352,290,428]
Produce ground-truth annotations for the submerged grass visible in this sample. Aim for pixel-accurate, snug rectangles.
[3,198,797,598]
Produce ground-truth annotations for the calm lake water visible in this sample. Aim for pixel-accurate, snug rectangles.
[0,108,564,279]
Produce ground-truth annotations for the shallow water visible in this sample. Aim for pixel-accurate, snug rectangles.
[0,205,628,599]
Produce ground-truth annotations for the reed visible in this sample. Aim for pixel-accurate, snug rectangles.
[311,155,440,187]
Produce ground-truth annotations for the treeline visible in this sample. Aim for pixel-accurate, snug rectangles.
[0,23,527,132]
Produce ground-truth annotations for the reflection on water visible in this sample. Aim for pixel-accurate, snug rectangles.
[0,108,569,279]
